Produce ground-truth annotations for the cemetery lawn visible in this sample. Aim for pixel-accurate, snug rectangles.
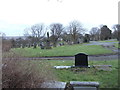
[12,44,115,57]
[48,60,118,88]
[114,43,119,48]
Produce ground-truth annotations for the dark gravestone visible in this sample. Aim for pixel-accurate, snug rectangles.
[59,43,62,46]
[46,32,51,49]
[41,46,45,49]
[75,53,88,67]
[33,42,37,48]
[40,42,45,49]
[46,40,51,49]
[62,43,64,45]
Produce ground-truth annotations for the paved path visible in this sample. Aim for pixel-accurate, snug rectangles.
[85,39,118,46]
[85,41,118,46]
[85,40,118,53]
[3,54,118,61]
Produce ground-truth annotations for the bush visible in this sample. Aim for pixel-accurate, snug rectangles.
[2,48,56,88]
[2,39,12,52]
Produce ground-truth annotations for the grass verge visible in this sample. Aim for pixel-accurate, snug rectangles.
[12,44,114,57]
[33,59,118,88]
[2,52,56,88]
[114,43,120,48]
[3,58,118,88]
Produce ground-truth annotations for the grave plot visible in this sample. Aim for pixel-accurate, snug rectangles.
[54,53,90,69]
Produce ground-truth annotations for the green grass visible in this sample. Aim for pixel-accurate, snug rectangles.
[47,60,118,88]
[114,43,120,48]
[27,59,118,88]
[12,44,114,57]
[7,58,118,88]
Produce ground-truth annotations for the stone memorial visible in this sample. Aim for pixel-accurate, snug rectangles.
[75,53,88,67]
[46,32,51,49]
[33,42,37,48]
[40,42,45,49]
[93,65,112,71]
[21,44,25,48]
[59,43,62,46]
[69,81,99,90]
[54,53,89,69]
[40,45,45,49]
[41,81,67,89]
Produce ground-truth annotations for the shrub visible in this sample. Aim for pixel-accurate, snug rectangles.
[2,39,12,52]
[2,46,56,88]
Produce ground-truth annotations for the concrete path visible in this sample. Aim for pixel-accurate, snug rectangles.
[85,39,118,46]
[3,54,117,61]
[85,40,118,54]
[85,41,117,46]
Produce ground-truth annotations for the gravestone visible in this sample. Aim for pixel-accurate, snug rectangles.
[84,34,90,43]
[33,42,37,48]
[75,53,88,67]
[46,40,51,49]
[46,32,51,49]
[93,65,112,71]
[41,81,67,89]
[40,42,45,49]
[69,81,99,90]
[21,44,25,48]
[62,43,64,45]
[59,43,62,46]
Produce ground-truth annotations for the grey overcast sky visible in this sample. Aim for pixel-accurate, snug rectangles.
[0,0,119,36]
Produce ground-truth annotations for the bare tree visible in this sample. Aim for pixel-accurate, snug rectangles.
[31,24,46,42]
[112,24,120,41]
[24,23,46,43]
[61,32,71,44]
[89,27,100,41]
[0,32,6,40]
[49,23,64,47]
[68,20,85,44]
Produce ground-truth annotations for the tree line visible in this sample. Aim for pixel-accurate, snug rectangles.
[1,20,120,50]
